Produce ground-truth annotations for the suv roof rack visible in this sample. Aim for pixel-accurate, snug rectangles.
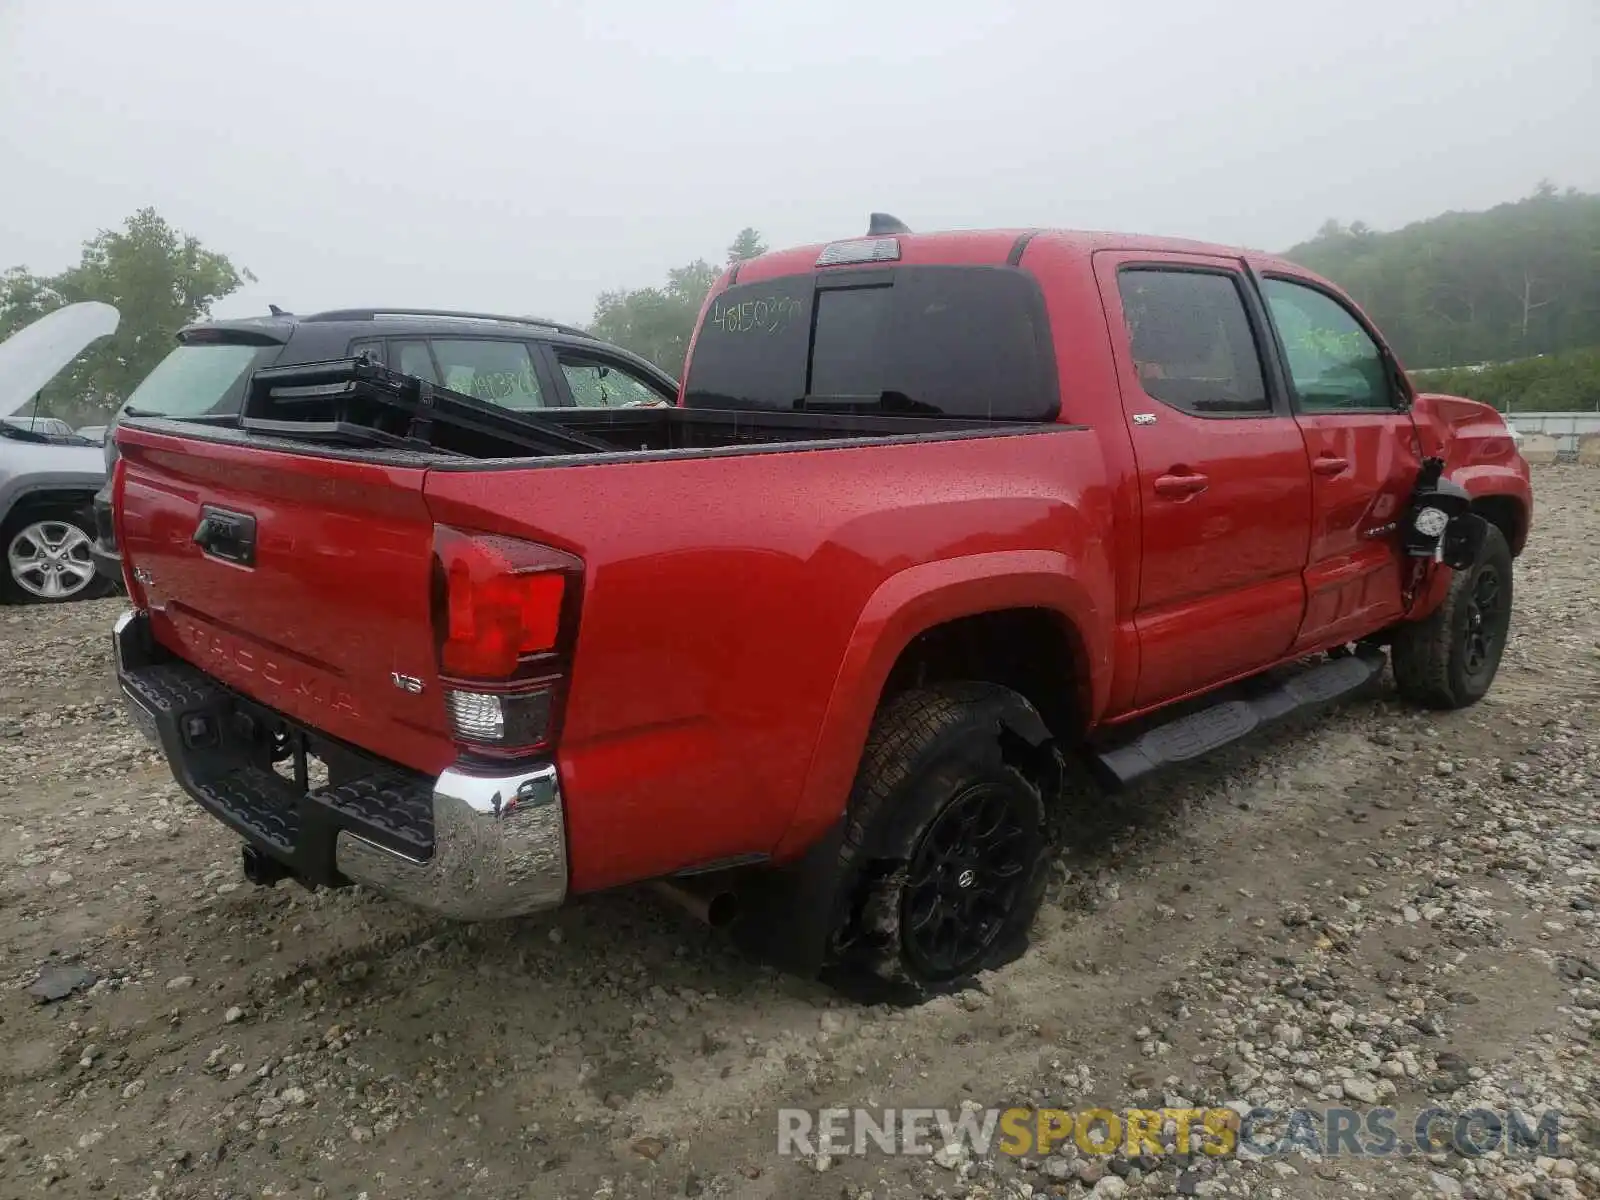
[300,308,594,339]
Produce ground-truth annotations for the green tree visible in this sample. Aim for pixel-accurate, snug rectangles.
[726,227,767,264]
[0,207,253,419]
[590,231,766,375]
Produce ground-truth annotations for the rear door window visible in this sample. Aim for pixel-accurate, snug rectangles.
[683,266,1058,420]
[121,341,277,417]
[431,339,544,409]
[1115,268,1270,416]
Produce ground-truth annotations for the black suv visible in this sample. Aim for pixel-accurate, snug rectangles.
[91,308,679,582]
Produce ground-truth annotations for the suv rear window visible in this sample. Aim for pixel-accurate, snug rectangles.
[122,342,275,418]
[683,266,1058,420]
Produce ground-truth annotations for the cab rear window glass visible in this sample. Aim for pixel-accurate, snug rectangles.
[122,342,274,417]
[683,266,1058,420]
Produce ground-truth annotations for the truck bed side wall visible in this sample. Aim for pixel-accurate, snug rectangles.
[422,429,1114,892]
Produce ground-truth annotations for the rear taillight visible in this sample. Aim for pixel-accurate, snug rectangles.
[431,526,581,757]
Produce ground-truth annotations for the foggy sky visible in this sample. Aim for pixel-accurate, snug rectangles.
[2,0,1596,326]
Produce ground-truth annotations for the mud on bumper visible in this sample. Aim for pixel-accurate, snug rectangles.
[112,610,567,920]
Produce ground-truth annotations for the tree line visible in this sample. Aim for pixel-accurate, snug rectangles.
[1284,184,1600,373]
[1411,347,1600,414]
[6,192,1597,420]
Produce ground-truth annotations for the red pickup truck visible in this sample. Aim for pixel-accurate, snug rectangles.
[110,218,1531,996]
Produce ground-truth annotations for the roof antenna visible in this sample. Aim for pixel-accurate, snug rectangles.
[268,304,290,317]
[867,212,912,236]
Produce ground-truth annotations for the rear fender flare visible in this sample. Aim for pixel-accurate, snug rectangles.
[771,549,1110,860]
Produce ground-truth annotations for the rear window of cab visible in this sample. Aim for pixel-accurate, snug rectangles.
[683,265,1059,421]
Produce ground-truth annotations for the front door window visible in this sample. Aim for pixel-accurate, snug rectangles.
[1261,279,1394,412]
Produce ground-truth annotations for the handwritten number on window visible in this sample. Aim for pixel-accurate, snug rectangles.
[707,296,802,335]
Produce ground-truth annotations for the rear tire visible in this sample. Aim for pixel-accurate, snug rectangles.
[826,684,1058,1000]
[1,502,114,605]
[1391,522,1513,709]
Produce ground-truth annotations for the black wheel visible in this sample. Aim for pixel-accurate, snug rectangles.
[826,683,1058,998]
[1,502,115,605]
[1392,521,1513,709]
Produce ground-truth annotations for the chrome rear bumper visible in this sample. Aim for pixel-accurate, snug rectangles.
[334,764,567,920]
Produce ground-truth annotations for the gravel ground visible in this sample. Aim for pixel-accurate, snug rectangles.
[1,465,1596,1200]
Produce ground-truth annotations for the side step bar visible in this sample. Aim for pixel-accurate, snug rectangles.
[1092,650,1387,789]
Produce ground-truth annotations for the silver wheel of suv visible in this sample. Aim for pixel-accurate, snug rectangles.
[7,518,98,601]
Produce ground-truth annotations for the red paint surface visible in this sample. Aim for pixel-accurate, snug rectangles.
[116,228,1533,895]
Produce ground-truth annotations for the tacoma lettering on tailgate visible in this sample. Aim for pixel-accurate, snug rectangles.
[177,616,360,717]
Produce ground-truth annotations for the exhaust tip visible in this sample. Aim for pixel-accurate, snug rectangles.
[703,889,738,929]
[649,879,739,929]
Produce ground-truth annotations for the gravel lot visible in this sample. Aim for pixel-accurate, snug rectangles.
[2,466,1596,1200]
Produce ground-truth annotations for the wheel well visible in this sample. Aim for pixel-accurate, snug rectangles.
[880,608,1086,745]
[2,488,96,528]
[1471,494,1526,556]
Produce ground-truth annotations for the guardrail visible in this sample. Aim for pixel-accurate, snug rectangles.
[1503,412,1600,463]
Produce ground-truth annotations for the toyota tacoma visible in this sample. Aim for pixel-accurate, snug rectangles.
[109,218,1531,995]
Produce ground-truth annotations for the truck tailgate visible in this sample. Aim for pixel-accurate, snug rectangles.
[115,427,453,774]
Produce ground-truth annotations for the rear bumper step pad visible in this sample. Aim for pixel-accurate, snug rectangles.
[116,645,435,877]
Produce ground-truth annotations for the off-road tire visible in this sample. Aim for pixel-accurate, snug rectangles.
[826,683,1059,1000]
[1392,522,1513,709]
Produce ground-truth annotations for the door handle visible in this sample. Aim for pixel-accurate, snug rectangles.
[1153,471,1209,499]
[1311,455,1350,476]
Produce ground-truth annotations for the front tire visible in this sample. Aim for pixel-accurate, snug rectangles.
[1392,522,1514,709]
[827,684,1058,999]
[2,503,113,604]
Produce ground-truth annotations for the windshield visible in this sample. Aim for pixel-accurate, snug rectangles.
[122,341,273,418]
[683,266,1059,421]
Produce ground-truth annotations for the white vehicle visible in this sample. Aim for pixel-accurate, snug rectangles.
[0,304,121,603]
